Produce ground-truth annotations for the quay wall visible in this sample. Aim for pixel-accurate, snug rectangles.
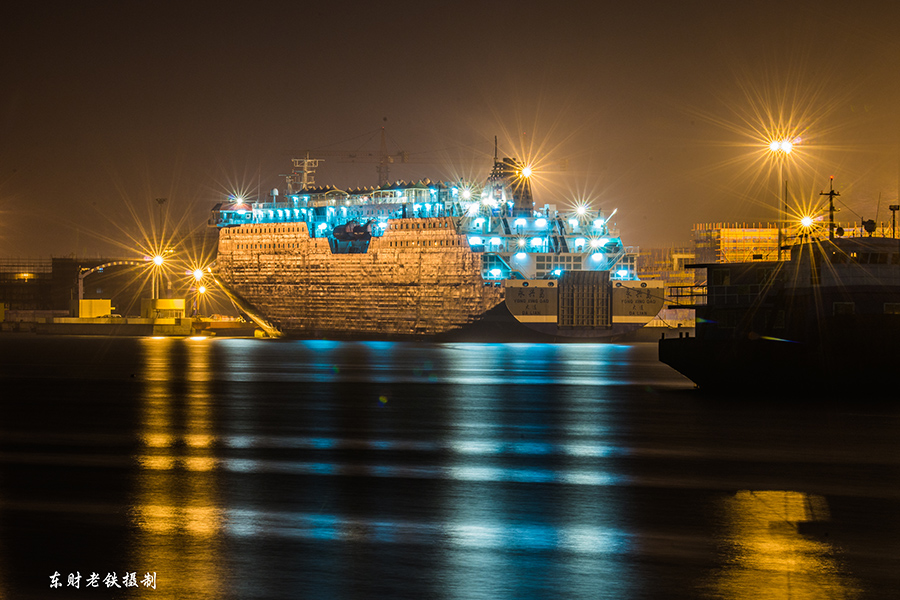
[216,218,504,337]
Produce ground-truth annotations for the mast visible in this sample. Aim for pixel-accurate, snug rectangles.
[820,176,840,241]
[286,154,321,192]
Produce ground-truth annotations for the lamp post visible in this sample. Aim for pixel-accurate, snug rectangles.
[155,197,167,238]
[769,140,794,260]
[151,255,164,300]
[193,269,204,318]
[197,285,206,319]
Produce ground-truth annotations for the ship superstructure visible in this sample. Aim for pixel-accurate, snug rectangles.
[213,156,637,282]
[210,152,663,340]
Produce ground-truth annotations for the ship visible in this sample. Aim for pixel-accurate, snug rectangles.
[209,147,665,341]
[659,180,900,390]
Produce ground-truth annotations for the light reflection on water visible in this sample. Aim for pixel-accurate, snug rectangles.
[213,340,647,386]
[438,355,637,600]
[139,433,619,456]
[2,336,882,599]
[123,339,866,599]
[710,490,860,599]
[125,339,653,598]
[132,337,223,598]
[132,505,629,553]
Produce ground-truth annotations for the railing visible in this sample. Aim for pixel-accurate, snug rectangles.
[668,285,708,306]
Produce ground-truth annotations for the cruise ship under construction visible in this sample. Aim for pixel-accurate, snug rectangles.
[209,146,664,341]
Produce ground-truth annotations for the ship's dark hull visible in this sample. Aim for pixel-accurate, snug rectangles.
[659,314,900,392]
[658,238,900,392]
[278,302,645,343]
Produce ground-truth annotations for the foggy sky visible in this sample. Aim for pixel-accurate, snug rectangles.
[2,0,898,257]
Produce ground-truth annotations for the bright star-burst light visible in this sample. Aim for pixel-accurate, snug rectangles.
[676,51,864,222]
[769,139,796,154]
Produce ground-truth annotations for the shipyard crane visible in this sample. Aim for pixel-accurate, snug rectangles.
[286,127,438,191]
[284,129,571,194]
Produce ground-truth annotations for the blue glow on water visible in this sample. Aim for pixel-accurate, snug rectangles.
[224,435,257,448]
[221,458,261,473]
[452,440,504,454]
[218,508,630,555]
[310,437,336,449]
[213,434,618,458]
[208,339,658,386]
[509,441,553,455]
[140,453,621,486]
[146,435,620,459]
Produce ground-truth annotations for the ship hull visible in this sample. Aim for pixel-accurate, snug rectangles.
[273,302,645,343]
[215,218,662,341]
[659,316,900,392]
[658,237,900,391]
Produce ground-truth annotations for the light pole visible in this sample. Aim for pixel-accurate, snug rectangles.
[769,140,794,260]
[197,285,206,318]
[193,269,204,318]
[155,197,167,238]
[151,255,164,300]
[891,205,900,239]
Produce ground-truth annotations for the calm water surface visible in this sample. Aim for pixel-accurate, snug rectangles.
[0,335,897,599]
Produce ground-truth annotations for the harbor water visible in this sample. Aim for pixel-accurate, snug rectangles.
[0,335,898,599]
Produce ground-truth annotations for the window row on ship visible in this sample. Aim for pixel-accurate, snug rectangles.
[230,239,464,250]
[221,220,454,237]
[389,220,453,230]
[233,243,306,249]
[221,226,307,235]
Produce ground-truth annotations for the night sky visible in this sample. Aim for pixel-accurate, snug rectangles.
[2,1,898,258]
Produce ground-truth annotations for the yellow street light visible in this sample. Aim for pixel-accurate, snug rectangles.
[768,138,798,259]
[151,255,165,299]
[769,140,793,154]
[193,282,208,319]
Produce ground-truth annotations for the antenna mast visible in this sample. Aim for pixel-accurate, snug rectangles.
[286,154,321,192]
[820,177,840,241]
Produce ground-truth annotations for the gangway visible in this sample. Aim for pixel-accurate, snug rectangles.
[207,270,284,338]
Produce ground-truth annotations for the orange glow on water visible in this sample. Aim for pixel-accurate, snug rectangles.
[711,490,859,598]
